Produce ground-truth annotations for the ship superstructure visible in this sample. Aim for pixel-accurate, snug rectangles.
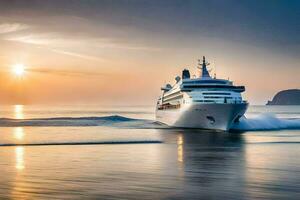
[156,56,248,131]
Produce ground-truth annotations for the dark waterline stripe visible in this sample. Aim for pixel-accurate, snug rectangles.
[0,140,162,147]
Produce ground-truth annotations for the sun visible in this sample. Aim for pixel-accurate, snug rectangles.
[12,64,25,76]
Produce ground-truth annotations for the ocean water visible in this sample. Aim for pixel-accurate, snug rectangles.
[0,105,300,199]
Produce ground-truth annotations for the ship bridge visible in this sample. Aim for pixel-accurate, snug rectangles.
[180,79,245,93]
[180,56,245,93]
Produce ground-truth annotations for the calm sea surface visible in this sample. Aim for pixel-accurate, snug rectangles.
[0,105,299,199]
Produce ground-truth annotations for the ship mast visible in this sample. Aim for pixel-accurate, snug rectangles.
[198,56,211,78]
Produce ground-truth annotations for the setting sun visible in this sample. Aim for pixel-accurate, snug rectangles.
[12,64,25,76]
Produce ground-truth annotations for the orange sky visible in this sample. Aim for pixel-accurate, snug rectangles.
[0,1,299,105]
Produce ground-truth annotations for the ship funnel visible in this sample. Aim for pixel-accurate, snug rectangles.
[182,69,190,79]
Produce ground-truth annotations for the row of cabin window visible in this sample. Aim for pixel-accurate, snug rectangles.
[163,95,184,103]
[202,92,231,95]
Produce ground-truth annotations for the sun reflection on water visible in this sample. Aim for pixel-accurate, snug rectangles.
[177,134,184,163]
[14,127,25,141]
[14,105,24,119]
[15,146,25,171]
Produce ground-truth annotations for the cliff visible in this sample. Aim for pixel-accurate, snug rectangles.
[267,89,300,105]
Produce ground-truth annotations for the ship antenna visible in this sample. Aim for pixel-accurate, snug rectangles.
[197,56,211,78]
[214,62,217,79]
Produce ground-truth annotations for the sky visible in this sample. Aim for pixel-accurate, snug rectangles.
[0,0,299,105]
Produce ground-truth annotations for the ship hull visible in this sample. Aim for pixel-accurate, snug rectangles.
[156,103,248,131]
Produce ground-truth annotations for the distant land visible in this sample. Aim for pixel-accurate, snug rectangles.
[267,89,300,105]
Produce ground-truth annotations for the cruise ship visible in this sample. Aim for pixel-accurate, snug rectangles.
[156,56,248,131]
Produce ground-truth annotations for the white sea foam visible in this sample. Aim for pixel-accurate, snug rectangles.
[232,113,300,131]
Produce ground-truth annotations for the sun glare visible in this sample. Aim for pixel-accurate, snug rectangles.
[12,64,25,76]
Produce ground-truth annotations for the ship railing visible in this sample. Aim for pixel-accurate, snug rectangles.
[193,98,247,104]
[157,104,181,110]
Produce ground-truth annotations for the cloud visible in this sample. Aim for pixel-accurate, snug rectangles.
[93,42,161,52]
[0,23,28,34]
[50,48,106,62]
[0,65,107,77]
[3,32,160,66]
[4,33,108,62]
[4,33,56,45]
[28,68,107,77]
[5,31,161,52]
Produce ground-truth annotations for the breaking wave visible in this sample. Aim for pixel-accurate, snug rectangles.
[0,114,299,131]
[0,115,167,129]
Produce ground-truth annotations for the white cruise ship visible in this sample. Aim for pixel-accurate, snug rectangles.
[156,56,248,131]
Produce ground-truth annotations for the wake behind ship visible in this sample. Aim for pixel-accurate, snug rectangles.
[156,57,248,131]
